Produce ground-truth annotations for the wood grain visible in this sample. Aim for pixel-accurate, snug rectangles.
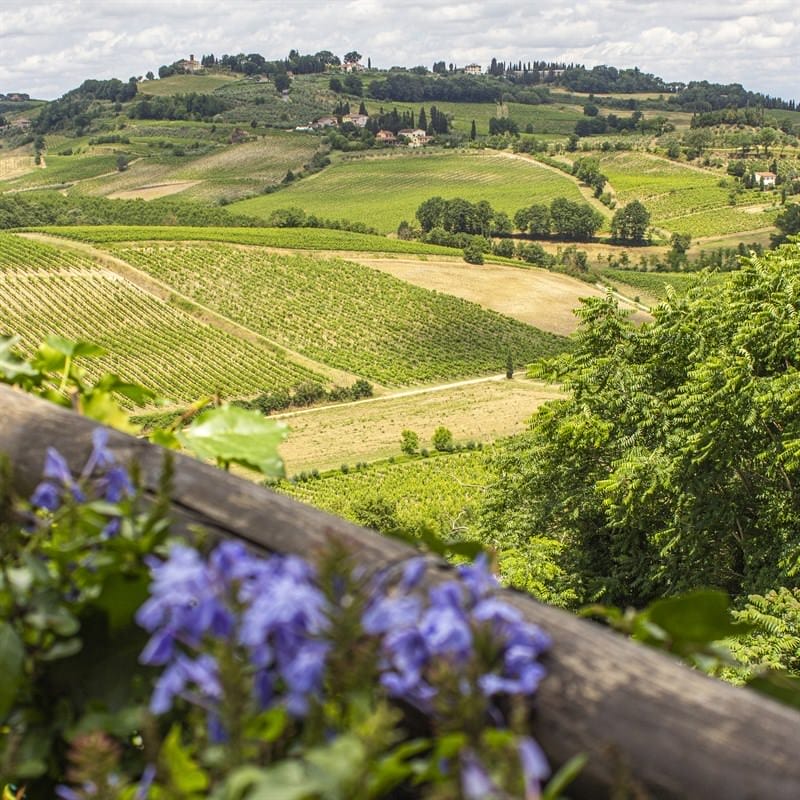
[1,384,798,799]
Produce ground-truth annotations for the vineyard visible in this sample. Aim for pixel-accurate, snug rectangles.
[601,268,729,301]
[0,236,320,402]
[598,151,776,235]
[31,225,460,255]
[279,449,493,540]
[0,232,100,272]
[231,151,585,232]
[107,242,567,385]
[0,154,121,192]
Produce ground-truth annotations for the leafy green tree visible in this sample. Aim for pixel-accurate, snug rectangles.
[772,203,800,246]
[470,119,477,140]
[343,51,362,64]
[572,158,607,197]
[400,429,420,455]
[432,426,454,452]
[463,240,484,265]
[329,77,343,93]
[514,204,550,237]
[610,200,650,244]
[481,243,800,607]
[415,196,447,232]
[549,198,603,241]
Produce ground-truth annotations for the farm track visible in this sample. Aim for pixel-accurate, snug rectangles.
[16,232,367,390]
[4,157,145,194]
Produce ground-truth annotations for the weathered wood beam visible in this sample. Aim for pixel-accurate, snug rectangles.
[1,384,799,799]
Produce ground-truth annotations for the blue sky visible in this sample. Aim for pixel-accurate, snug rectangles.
[0,0,797,101]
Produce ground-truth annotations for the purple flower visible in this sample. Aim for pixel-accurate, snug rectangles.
[460,750,498,800]
[43,447,85,501]
[456,554,498,602]
[81,428,116,478]
[30,481,60,511]
[362,594,422,635]
[400,556,427,590]
[55,787,82,800]
[135,764,157,800]
[150,660,187,714]
[519,736,550,796]
[101,465,133,503]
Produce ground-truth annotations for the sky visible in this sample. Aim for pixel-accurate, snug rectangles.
[0,0,797,102]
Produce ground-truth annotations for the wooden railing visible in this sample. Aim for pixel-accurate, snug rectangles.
[1,384,799,799]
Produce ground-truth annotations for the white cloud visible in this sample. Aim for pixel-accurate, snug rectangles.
[0,0,796,100]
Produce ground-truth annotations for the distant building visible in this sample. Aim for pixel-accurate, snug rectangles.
[342,113,369,128]
[11,117,31,129]
[294,125,313,132]
[176,54,201,73]
[313,115,338,128]
[342,61,365,73]
[754,171,777,189]
[375,130,397,143]
[397,128,428,147]
[464,63,482,75]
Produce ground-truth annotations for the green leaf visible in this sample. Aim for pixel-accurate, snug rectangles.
[161,725,209,795]
[542,753,588,800]
[44,335,106,359]
[644,590,754,649]
[746,671,800,710]
[0,335,38,380]
[0,622,25,720]
[245,760,322,800]
[177,405,288,477]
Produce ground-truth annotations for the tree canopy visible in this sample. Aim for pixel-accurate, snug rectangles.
[481,243,800,608]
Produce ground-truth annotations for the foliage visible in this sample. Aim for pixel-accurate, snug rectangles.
[610,200,651,244]
[432,426,455,452]
[400,430,420,456]
[481,243,800,607]
[772,203,800,246]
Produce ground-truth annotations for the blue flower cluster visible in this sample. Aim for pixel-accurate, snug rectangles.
[30,428,133,537]
[137,545,551,796]
[136,541,329,723]
[364,555,550,711]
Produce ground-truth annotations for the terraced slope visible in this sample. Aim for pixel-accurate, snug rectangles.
[108,241,568,385]
[0,234,320,403]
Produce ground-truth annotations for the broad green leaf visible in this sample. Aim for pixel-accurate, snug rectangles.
[0,335,37,380]
[44,335,106,359]
[80,391,137,433]
[644,590,753,648]
[0,622,25,720]
[746,671,800,710]
[177,405,288,477]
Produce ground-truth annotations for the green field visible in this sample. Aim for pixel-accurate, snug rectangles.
[279,449,492,538]
[137,74,240,96]
[231,150,585,232]
[73,129,321,202]
[598,151,776,236]
[106,242,567,385]
[0,154,120,191]
[0,235,319,403]
[602,267,729,301]
[31,225,461,255]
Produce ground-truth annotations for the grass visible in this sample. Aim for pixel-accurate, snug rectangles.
[230,150,585,233]
[104,242,568,386]
[68,128,320,203]
[137,74,240,96]
[30,225,461,255]
[0,154,120,191]
[347,253,647,336]
[273,379,560,473]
